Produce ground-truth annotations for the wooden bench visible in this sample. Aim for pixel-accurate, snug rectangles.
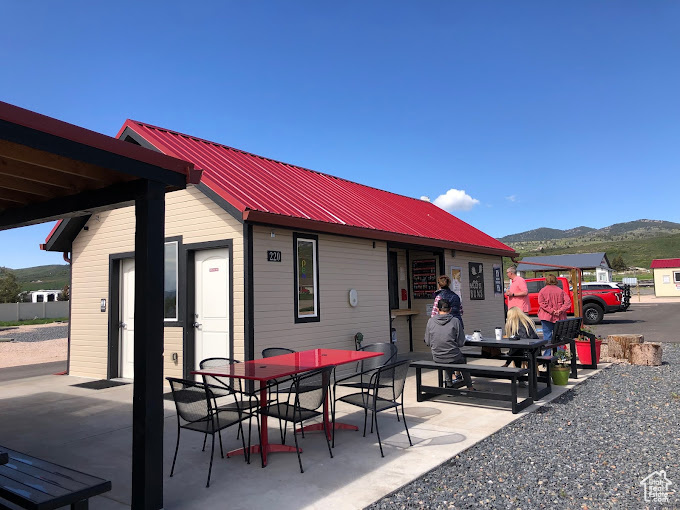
[0,447,111,510]
[411,360,533,414]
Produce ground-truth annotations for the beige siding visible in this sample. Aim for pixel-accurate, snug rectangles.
[411,250,505,353]
[653,267,680,297]
[252,227,390,355]
[69,186,244,379]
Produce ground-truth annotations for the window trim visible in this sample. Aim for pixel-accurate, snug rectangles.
[293,233,320,323]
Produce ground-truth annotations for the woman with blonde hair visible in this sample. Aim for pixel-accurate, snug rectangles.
[504,306,539,340]
[502,307,538,382]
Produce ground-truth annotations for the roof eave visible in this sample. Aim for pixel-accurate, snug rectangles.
[243,210,516,257]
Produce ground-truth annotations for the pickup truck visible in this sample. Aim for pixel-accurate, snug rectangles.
[504,277,630,325]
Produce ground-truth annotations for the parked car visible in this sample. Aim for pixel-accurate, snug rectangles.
[504,277,628,325]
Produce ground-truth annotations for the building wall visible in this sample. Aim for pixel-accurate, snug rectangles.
[653,267,680,297]
[251,226,390,355]
[69,186,244,379]
[412,250,505,353]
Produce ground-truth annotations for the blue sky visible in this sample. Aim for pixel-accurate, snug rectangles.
[1,1,679,268]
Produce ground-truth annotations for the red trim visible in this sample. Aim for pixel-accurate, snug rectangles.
[244,210,516,256]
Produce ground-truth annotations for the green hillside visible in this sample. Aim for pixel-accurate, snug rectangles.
[11,265,70,292]
[509,233,680,269]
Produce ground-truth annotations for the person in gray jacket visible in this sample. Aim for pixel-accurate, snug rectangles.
[424,299,474,390]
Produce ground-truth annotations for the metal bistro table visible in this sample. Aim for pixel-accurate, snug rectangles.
[193,348,381,467]
[465,336,550,400]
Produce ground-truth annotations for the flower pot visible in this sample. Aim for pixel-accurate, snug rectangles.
[575,338,602,365]
[550,365,570,386]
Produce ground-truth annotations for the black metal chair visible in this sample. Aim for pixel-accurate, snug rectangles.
[332,360,412,457]
[332,342,398,444]
[167,377,250,487]
[262,347,296,358]
[199,357,260,440]
[258,366,335,473]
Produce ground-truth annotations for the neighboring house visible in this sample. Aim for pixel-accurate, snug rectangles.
[650,258,680,297]
[30,290,62,302]
[516,253,613,282]
[43,120,516,381]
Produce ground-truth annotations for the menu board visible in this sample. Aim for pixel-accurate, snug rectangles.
[469,262,485,300]
[412,259,437,299]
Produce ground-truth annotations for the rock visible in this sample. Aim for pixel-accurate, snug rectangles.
[607,334,644,359]
[628,343,662,366]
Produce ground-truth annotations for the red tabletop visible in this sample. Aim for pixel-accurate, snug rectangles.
[193,348,382,382]
[191,348,384,467]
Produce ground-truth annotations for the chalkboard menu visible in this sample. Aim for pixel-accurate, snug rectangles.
[469,262,485,300]
[412,259,437,299]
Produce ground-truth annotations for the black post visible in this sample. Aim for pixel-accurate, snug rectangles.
[131,179,165,510]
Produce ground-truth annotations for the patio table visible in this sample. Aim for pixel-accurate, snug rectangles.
[464,336,550,400]
[192,348,381,467]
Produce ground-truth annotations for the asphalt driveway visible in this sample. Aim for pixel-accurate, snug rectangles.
[589,302,680,343]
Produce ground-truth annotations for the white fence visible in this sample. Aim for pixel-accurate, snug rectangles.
[0,302,69,322]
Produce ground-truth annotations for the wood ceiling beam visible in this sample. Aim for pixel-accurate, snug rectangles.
[0,158,87,190]
[0,172,66,198]
[0,189,31,205]
[0,139,119,184]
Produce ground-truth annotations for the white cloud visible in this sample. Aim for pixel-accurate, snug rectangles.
[505,195,517,202]
[420,196,431,202]
[432,188,480,212]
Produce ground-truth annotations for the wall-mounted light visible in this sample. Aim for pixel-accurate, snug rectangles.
[271,230,276,238]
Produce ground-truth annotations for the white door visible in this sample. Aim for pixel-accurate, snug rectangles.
[120,258,136,379]
[194,248,230,371]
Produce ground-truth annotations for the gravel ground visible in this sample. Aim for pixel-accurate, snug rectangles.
[0,323,68,342]
[368,343,680,510]
[0,323,68,368]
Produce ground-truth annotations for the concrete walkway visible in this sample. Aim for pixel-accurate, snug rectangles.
[0,360,603,509]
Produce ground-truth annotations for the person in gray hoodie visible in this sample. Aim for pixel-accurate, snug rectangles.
[424,299,474,389]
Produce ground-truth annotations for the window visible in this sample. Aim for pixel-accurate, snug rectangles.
[527,280,545,294]
[294,234,319,323]
[674,271,680,284]
[164,242,178,321]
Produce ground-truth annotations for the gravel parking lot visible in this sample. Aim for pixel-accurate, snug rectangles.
[368,344,680,509]
[0,323,68,368]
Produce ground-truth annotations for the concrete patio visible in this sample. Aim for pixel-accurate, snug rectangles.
[0,359,602,509]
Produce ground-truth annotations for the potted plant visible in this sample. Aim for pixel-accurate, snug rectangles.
[550,348,572,386]
[574,325,602,365]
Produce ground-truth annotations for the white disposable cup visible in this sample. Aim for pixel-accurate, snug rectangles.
[495,328,502,340]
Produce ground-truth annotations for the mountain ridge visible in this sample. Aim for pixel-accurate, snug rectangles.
[500,219,680,243]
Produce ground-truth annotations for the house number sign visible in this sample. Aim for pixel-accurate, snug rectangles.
[267,251,282,262]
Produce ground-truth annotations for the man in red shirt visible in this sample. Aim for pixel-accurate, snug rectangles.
[505,266,529,312]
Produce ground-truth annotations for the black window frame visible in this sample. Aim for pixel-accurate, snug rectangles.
[293,233,320,323]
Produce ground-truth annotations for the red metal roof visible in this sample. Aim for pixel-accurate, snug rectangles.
[117,120,515,256]
[650,258,680,269]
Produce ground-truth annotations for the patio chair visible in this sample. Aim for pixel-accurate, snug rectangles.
[332,360,412,457]
[167,377,250,487]
[199,357,260,440]
[332,342,398,444]
[258,366,335,473]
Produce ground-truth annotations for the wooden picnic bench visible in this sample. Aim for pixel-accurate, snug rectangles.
[0,447,111,510]
[411,360,533,414]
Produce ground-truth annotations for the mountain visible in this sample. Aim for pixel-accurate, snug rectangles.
[500,219,680,243]
[499,219,680,269]
[8,265,70,292]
